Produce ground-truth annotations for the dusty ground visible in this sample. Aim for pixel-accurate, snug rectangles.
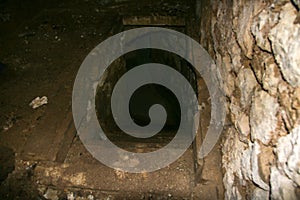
[0,0,223,199]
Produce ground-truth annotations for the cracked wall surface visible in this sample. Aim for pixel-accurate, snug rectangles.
[196,0,300,199]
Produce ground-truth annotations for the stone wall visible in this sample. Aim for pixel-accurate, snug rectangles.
[196,0,300,199]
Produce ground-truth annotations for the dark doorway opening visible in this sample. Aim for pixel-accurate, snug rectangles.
[95,48,198,153]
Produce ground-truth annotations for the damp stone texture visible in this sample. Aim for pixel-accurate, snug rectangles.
[196,0,300,199]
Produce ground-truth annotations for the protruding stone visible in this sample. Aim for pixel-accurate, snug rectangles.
[251,9,279,52]
[233,1,254,58]
[257,145,274,184]
[237,68,258,108]
[269,3,300,87]
[251,188,269,200]
[216,54,235,97]
[222,128,246,199]
[270,167,298,200]
[250,90,279,145]
[241,145,252,181]
[251,142,270,191]
[276,125,300,186]
[236,113,250,138]
[262,63,281,95]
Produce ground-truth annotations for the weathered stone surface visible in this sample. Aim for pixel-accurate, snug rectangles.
[237,68,257,108]
[228,39,242,74]
[292,88,300,124]
[269,3,300,87]
[223,132,270,196]
[257,145,274,184]
[222,128,245,200]
[276,125,300,186]
[233,0,254,58]
[198,0,300,199]
[235,113,250,139]
[251,52,268,84]
[251,9,278,52]
[292,88,300,110]
[263,63,281,95]
[230,96,241,123]
[216,54,235,97]
[278,82,292,110]
[240,144,252,181]
[251,188,269,200]
[250,90,279,145]
[270,167,298,200]
[251,142,270,190]
[292,0,300,9]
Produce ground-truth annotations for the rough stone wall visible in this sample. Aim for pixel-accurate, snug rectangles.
[196,0,300,199]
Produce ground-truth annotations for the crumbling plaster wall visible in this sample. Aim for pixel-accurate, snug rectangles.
[196,0,300,199]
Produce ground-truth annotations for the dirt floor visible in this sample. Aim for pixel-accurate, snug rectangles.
[0,0,223,199]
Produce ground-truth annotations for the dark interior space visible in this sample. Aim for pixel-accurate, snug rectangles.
[0,0,299,199]
[95,48,198,152]
[0,0,209,199]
